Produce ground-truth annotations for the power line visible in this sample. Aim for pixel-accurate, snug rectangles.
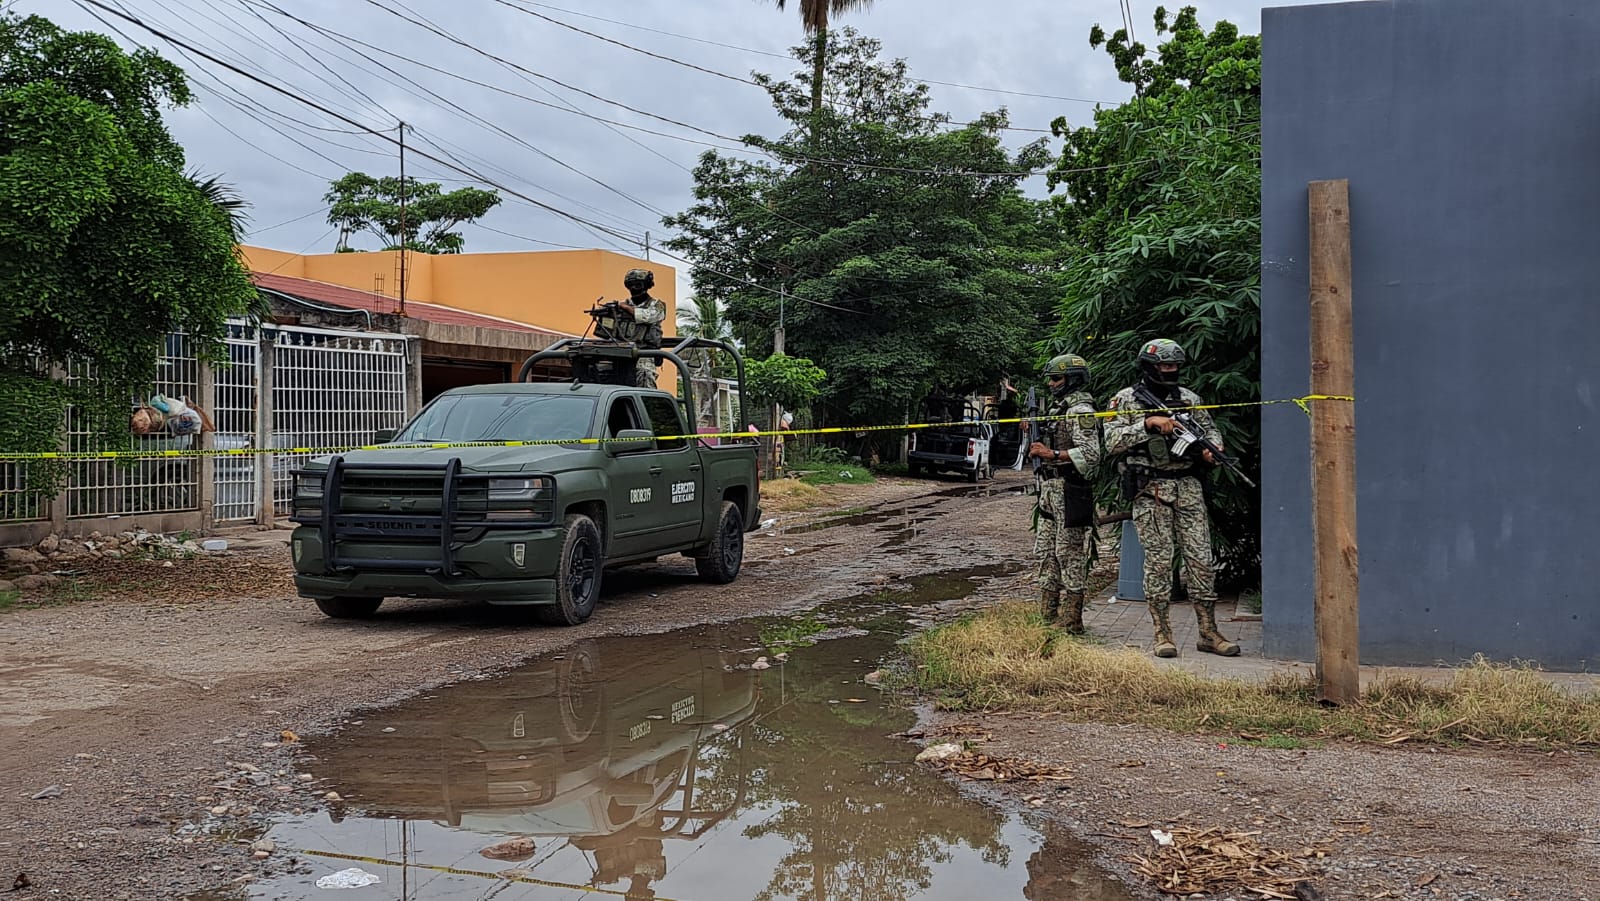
[75,0,646,248]
[491,0,1057,135]
[248,206,329,236]
[511,0,1119,106]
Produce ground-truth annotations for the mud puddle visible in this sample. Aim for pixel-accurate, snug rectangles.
[206,567,1133,900]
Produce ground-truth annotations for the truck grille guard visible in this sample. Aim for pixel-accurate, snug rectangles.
[292,456,557,577]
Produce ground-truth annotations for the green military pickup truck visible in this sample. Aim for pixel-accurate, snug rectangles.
[289,338,759,626]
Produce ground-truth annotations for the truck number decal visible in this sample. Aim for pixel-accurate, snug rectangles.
[670,481,696,504]
[670,695,696,724]
[628,721,652,741]
[629,488,652,504]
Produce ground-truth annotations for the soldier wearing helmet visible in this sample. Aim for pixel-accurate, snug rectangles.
[1104,338,1240,658]
[1025,352,1102,633]
[617,268,665,388]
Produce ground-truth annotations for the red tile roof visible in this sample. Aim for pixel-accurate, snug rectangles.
[252,272,575,337]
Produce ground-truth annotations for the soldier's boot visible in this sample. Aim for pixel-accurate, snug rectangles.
[1039,588,1061,622]
[1148,603,1178,658]
[1195,602,1241,657]
[1058,590,1086,635]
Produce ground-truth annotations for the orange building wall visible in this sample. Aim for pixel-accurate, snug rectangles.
[238,246,675,339]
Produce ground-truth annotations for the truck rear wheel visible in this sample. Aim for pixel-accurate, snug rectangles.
[695,501,744,584]
[315,596,383,619]
[536,514,603,626]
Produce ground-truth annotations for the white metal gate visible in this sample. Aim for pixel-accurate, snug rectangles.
[212,322,261,523]
[65,334,201,519]
[270,327,409,516]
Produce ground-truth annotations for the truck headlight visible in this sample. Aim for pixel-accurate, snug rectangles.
[482,476,555,521]
[291,471,324,517]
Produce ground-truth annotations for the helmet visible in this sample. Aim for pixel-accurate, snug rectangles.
[623,268,655,291]
[1136,338,1185,388]
[1042,353,1089,397]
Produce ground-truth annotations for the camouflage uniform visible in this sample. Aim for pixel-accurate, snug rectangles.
[1033,389,1101,632]
[1103,382,1239,657]
[628,296,666,388]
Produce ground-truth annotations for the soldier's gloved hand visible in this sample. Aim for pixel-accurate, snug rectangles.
[1144,415,1176,435]
[1028,441,1052,460]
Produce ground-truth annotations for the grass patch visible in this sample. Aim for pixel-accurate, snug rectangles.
[761,478,828,512]
[0,589,19,612]
[1240,590,1262,614]
[799,464,874,485]
[908,601,1600,749]
[760,614,827,653]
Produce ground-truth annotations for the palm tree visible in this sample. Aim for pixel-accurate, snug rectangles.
[189,170,273,322]
[677,296,737,429]
[773,0,876,125]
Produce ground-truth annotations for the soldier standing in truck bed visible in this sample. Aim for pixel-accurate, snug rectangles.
[616,268,665,388]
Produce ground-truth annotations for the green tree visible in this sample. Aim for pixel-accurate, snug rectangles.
[772,0,876,125]
[325,172,501,254]
[0,12,257,461]
[1044,4,1262,586]
[665,30,1055,437]
[745,353,826,412]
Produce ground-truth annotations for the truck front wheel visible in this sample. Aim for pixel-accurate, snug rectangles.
[696,501,744,584]
[315,596,383,619]
[536,514,603,626]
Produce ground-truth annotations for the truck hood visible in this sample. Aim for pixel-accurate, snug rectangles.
[304,442,594,473]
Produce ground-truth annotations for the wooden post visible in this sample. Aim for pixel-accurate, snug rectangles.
[1308,179,1359,705]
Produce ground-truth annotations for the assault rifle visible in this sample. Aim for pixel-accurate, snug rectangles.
[1132,384,1257,488]
[1022,386,1042,473]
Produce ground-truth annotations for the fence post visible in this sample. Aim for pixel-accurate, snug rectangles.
[404,336,423,420]
[48,364,70,534]
[1308,179,1360,706]
[256,333,277,527]
[196,359,217,531]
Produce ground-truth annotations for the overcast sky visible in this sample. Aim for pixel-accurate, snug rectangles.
[28,0,1331,291]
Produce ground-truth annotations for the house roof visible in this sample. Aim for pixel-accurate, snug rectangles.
[252,272,575,337]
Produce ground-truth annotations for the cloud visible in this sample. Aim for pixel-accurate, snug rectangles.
[27,0,1321,291]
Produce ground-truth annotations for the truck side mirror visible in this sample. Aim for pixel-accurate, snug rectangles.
[373,428,397,444]
[607,428,655,455]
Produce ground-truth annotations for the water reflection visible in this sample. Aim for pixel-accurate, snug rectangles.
[224,590,1133,900]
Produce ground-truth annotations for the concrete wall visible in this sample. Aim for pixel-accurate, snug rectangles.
[1261,0,1600,668]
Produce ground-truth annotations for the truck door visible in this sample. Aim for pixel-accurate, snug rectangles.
[639,394,703,547]
[603,396,659,557]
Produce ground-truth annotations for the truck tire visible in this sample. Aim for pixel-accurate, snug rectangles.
[967,458,982,483]
[536,514,603,626]
[315,596,383,619]
[906,460,922,477]
[695,501,744,584]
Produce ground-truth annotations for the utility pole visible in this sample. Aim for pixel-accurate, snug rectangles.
[643,231,651,261]
[398,120,408,317]
[767,295,786,480]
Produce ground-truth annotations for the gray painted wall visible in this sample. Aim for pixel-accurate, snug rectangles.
[1261,0,1600,669]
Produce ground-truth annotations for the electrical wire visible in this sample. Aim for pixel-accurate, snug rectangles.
[75,0,648,249]
[510,0,1119,105]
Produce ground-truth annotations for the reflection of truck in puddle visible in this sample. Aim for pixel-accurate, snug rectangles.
[316,639,759,890]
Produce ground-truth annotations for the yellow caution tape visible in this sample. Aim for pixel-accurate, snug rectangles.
[0,394,1353,462]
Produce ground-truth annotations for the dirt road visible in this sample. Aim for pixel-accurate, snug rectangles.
[2,472,1597,899]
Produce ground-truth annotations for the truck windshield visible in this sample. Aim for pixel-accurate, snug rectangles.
[395,394,596,443]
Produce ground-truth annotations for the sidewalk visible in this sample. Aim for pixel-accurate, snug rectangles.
[1084,584,1600,694]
